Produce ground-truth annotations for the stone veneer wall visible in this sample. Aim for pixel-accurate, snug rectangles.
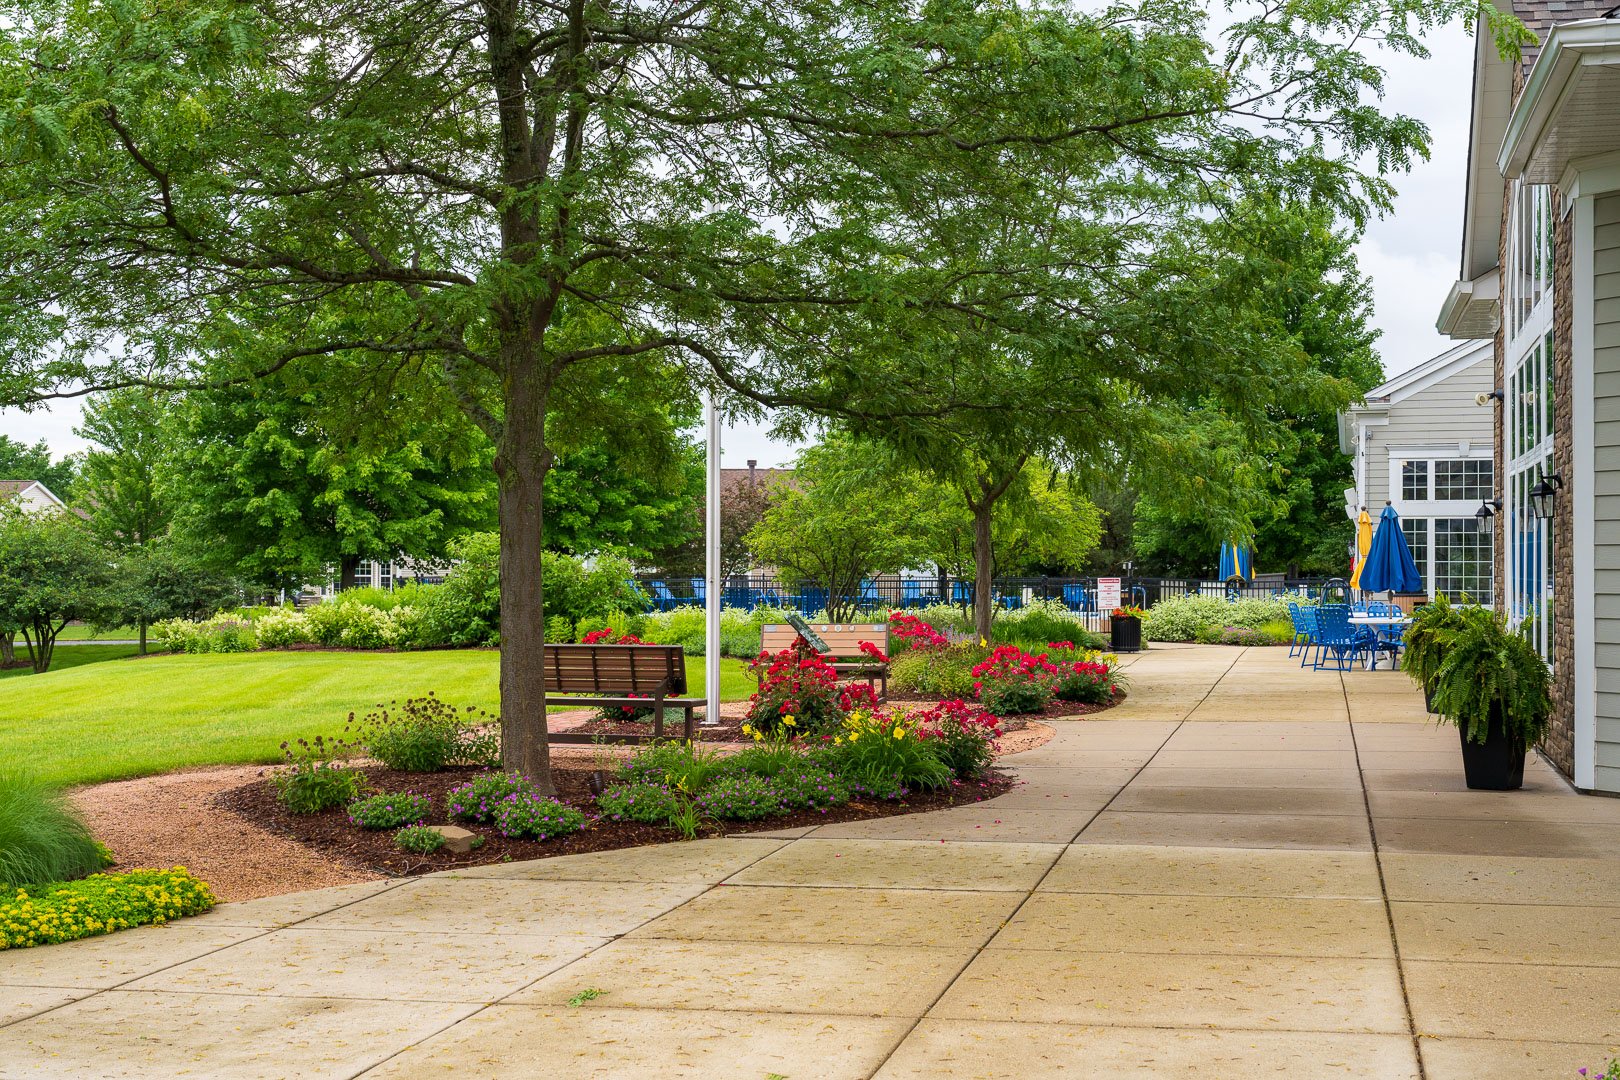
[1547,197,1575,778]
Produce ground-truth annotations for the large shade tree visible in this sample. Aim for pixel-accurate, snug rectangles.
[0,0,1527,786]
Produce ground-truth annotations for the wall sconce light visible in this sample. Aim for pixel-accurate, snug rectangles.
[1474,389,1506,406]
[1474,498,1502,532]
[1529,473,1564,521]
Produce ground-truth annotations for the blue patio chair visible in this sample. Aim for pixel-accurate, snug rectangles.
[797,587,828,617]
[857,579,883,612]
[1285,602,1312,658]
[951,580,974,605]
[648,580,679,611]
[1061,583,1091,613]
[998,590,1024,611]
[901,579,924,608]
[1311,604,1373,671]
[723,585,759,610]
[689,577,706,603]
[1297,606,1320,668]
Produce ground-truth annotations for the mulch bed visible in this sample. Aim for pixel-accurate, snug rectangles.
[216,764,1015,878]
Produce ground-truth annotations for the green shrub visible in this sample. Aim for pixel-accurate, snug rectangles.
[272,737,367,814]
[491,793,586,840]
[907,700,1001,779]
[254,607,313,647]
[971,646,1057,715]
[1142,594,1292,642]
[150,613,255,653]
[349,695,499,772]
[994,599,1105,650]
[545,615,575,643]
[340,586,405,611]
[832,710,953,795]
[414,533,502,646]
[595,781,681,824]
[0,774,109,887]
[347,792,432,830]
[638,604,770,657]
[1,868,216,950]
[446,772,537,823]
[888,642,988,699]
[765,762,850,811]
[393,825,447,854]
[693,772,779,821]
[1257,619,1296,645]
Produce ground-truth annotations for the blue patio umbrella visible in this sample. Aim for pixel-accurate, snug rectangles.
[1357,502,1422,595]
[1218,541,1253,584]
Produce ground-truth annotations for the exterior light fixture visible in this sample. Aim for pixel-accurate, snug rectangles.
[1474,498,1502,532]
[1529,473,1564,521]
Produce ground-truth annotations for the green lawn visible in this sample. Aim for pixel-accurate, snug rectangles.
[1,644,141,680]
[56,624,138,640]
[0,650,754,787]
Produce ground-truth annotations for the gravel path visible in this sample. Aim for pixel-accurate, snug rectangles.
[69,766,383,902]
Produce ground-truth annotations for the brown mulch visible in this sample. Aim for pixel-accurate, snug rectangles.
[215,764,1015,878]
[567,717,753,742]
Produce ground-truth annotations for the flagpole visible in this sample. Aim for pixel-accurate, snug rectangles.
[703,391,722,726]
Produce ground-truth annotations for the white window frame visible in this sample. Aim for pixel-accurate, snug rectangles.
[1503,179,1556,662]
[1388,446,1496,602]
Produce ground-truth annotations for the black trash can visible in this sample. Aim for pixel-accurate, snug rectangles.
[1110,614,1142,654]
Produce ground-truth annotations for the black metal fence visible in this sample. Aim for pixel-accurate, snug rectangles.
[635,573,1330,619]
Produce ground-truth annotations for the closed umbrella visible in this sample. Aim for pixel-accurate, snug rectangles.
[1349,508,1373,590]
[1219,541,1253,584]
[1357,503,1422,595]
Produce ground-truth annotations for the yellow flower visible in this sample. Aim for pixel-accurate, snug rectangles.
[893,727,906,740]
[979,636,988,647]
[782,716,796,727]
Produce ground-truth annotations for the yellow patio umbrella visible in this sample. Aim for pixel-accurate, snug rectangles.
[1349,507,1373,590]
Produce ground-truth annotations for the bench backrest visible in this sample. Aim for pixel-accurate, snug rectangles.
[544,644,687,695]
[760,623,889,658]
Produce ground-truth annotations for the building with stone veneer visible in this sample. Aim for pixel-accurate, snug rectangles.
[1437,1,1620,793]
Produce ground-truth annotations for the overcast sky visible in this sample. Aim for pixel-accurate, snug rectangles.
[1,21,1476,470]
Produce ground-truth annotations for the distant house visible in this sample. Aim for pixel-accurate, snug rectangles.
[0,480,67,516]
[1435,1,1620,794]
[1337,341,1497,601]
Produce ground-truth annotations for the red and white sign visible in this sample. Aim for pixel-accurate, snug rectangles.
[1098,577,1122,611]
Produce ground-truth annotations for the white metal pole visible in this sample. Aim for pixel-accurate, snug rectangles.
[703,393,722,726]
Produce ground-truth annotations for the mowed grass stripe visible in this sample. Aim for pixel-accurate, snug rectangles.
[0,650,753,787]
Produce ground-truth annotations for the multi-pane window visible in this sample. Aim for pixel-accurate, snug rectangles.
[1434,460,1494,501]
[1503,178,1556,662]
[1406,518,1429,585]
[1401,461,1430,501]
[1433,518,1493,601]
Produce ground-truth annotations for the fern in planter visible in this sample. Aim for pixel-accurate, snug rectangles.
[1401,595,1459,693]
[1428,613,1552,746]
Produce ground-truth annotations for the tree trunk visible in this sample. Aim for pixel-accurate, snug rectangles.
[138,618,148,656]
[0,632,13,666]
[338,555,360,592]
[25,621,54,674]
[972,502,994,644]
[494,365,555,792]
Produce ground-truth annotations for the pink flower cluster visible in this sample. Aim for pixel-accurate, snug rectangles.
[889,612,950,651]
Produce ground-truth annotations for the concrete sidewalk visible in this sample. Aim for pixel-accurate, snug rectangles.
[3,645,1617,1078]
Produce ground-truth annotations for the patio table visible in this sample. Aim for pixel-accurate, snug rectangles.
[1349,614,1411,670]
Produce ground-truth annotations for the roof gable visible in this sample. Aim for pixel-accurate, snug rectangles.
[1362,340,1495,406]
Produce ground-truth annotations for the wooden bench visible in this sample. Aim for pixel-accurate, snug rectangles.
[759,622,890,699]
[543,643,705,743]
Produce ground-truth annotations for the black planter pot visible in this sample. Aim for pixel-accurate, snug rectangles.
[1423,682,1437,715]
[1457,706,1526,791]
[1110,616,1142,654]
[587,771,608,797]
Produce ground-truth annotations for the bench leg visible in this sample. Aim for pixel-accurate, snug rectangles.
[683,707,696,742]
[653,696,666,740]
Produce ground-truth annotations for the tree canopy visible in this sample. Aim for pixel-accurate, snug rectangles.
[0,435,76,502]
